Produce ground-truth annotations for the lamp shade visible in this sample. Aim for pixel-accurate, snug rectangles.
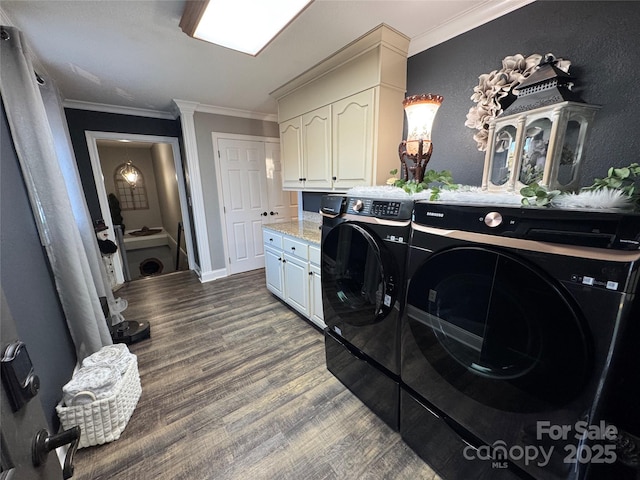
[403,94,443,155]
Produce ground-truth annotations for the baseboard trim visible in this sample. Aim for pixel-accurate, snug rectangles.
[199,268,227,283]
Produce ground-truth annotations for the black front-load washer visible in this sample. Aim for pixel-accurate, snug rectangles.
[400,202,640,480]
[321,194,413,430]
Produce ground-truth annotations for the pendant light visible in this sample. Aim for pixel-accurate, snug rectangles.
[118,145,140,188]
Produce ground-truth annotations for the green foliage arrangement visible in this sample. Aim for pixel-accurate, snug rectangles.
[582,163,640,205]
[520,162,640,208]
[387,169,458,200]
[520,183,561,207]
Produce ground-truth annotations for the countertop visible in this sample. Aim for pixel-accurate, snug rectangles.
[263,220,322,245]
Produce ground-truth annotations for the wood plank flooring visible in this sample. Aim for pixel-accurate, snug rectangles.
[73,269,440,480]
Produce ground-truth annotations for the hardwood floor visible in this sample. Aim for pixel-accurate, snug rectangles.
[73,269,440,480]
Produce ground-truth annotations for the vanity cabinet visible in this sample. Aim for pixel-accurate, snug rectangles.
[272,24,409,192]
[263,227,325,329]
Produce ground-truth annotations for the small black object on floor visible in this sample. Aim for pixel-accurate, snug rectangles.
[111,320,150,345]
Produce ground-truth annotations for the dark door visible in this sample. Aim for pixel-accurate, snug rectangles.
[404,246,592,413]
[1,290,78,480]
[322,222,404,374]
[322,222,397,329]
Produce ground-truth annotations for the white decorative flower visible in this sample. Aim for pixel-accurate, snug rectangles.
[466,53,571,151]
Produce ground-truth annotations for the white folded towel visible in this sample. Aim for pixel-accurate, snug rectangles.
[63,365,121,406]
[82,344,133,374]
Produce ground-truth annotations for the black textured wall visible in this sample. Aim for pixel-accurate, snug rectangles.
[407,0,640,187]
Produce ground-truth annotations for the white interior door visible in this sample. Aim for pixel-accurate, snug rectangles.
[218,138,269,275]
[265,142,298,224]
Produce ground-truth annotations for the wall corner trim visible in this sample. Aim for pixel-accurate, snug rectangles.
[173,99,213,276]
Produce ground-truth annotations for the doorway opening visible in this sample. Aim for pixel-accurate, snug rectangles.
[86,132,195,284]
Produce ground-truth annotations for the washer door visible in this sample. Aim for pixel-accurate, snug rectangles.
[405,246,591,413]
[322,223,396,327]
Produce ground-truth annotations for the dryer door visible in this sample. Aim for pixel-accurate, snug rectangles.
[322,223,397,328]
[404,246,592,413]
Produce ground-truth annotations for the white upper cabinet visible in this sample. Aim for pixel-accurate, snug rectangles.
[272,24,409,192]
[302,105,333,189]
[280,118,303,189]
[332,89,374,189]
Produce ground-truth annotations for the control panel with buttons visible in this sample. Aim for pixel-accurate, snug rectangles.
[346,198,412,219]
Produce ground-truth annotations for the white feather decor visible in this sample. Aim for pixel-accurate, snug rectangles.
[551,189,635,210]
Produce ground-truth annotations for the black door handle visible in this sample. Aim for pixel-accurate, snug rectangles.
[33,426,81,479]
[261,212,268,216]
[270,211,279,216]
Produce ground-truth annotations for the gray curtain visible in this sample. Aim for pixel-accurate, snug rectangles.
[0,26,112,362]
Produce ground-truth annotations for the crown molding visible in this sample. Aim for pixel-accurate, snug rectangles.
[62,99,277,123]
[194,103,278,123]
[62,99,177,120]
[408,0,536,57]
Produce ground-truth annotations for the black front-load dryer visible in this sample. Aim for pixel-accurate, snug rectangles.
[321,194,413,430]
[400,202,640,480]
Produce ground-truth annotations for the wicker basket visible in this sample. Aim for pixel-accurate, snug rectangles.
[56,355,141,448]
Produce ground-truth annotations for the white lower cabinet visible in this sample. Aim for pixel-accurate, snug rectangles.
[264,245,284,298]
[309,262,324,329]
[283,252,309,316]
[263,228,324,329]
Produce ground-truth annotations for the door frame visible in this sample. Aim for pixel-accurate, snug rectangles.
[211,132,300,276]
[85,131,195,284]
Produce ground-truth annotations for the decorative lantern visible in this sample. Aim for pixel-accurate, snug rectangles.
[482,55,600,192]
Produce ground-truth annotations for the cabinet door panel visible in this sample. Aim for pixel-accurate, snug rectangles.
[332,89,374,188]
[309,263,325,328]
[283,253,309,316]
[302,106,332,189]
[280,118,303,189]
[265,246,284,298]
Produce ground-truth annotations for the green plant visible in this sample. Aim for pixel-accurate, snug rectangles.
[582,163,640,207]
[520,162,640,208]
[388,169,458,200]
[520,182,561,207]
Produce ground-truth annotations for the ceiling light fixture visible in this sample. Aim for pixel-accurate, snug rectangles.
[180,0,313,56]
[118,145,140,187]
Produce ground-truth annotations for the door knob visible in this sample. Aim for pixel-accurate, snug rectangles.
[261,212,268,216]
[270,211,278,216]
[33,426,80,479]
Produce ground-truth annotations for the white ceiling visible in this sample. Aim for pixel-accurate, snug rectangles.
[0,0,533,119]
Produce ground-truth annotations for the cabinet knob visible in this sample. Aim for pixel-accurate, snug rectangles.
[291,247,295,251]
[332,176,337,181]
[298,177,303,182]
